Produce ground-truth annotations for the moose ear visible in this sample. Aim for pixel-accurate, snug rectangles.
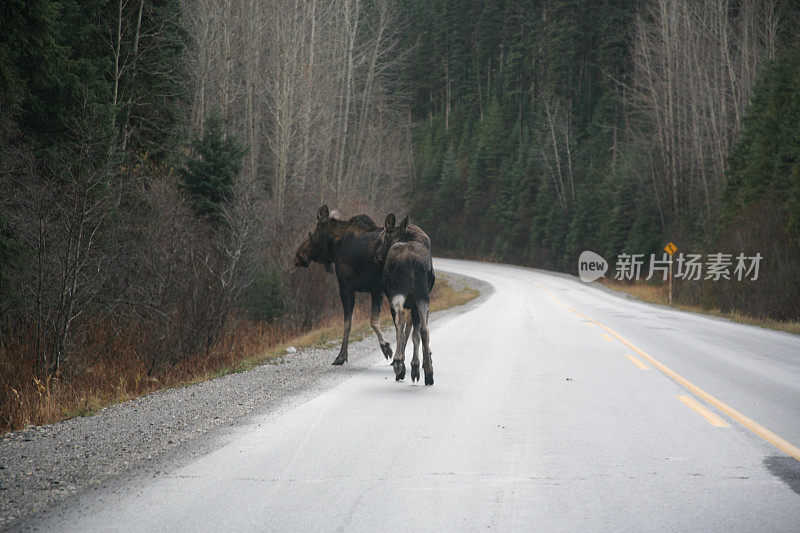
[399,215,409,230]
[317,205,329,222]
[384,213,396,230]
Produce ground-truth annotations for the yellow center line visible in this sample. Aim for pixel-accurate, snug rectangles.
[534,281,800,463]
[678,395,730,427]
[625,354,650,370]
[601,333,614,342]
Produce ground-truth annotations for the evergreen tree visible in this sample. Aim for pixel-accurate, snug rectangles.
[466,99,503,217]
[181,112,246,222]
[245,267,284,323]
[724,43,800,235]
[433,145,464,223]
[0,0,113,143]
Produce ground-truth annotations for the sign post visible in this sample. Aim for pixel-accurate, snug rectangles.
[664,242,678,305]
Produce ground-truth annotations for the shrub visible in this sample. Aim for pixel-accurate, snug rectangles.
[245,267,285,323]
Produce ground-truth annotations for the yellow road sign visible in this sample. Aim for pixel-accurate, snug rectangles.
[664,242,678,256]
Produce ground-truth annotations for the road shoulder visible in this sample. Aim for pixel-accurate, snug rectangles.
[1,270,490,530]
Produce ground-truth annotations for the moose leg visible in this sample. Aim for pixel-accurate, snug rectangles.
[370,292,392,359]
[333,287,355,365]
[402,310,414,354]
[409,314,421,383]
[390,295,407,380]
[418,300,433,385]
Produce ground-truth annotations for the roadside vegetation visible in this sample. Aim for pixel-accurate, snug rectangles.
[2,274,477,433]
[600,279,800,336]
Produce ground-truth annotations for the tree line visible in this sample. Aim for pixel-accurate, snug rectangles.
[0,0,410,430]
[400,0,800,320]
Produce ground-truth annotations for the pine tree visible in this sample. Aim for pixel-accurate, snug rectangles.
[466,99,503,217]
[181,112,246,222]
[434,144,464,221]
[245,267,284,323]
[724,43,800,235]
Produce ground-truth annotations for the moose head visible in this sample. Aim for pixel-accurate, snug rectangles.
[377,213,409,263]
[294,205,338,272]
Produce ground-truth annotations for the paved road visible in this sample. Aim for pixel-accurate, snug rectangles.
[32,259,800,532]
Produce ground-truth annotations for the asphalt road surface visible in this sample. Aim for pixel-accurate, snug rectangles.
[31,259,800,532]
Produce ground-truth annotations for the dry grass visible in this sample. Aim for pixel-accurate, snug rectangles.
[1,319,278,432]
[430,273,480,312]
[600,279,800,335]
[1,275,479,433]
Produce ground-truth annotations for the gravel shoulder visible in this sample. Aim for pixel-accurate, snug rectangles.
[0,270,491,530]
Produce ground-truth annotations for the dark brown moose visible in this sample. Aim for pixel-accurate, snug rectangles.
[294,205,393,365]
[380,214,435,385]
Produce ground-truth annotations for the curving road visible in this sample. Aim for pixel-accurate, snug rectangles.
[31,259,800,531]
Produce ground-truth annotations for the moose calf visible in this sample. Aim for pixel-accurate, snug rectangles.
[381,214,435,385]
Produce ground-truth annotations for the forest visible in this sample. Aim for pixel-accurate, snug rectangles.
[1,0,798,431]
[401,0,800,320]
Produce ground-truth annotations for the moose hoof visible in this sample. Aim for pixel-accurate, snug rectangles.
[424,373,434,386]
[332,353,347,365]
[380,342,392,359]
[392,360,406,381]
[410,364,420,383]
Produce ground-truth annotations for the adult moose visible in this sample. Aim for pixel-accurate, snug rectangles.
[294,205,392,365]
[380,214,435,385]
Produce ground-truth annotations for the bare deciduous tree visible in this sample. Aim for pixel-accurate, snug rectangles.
[630,0,778,224]
[182,0,410,224]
